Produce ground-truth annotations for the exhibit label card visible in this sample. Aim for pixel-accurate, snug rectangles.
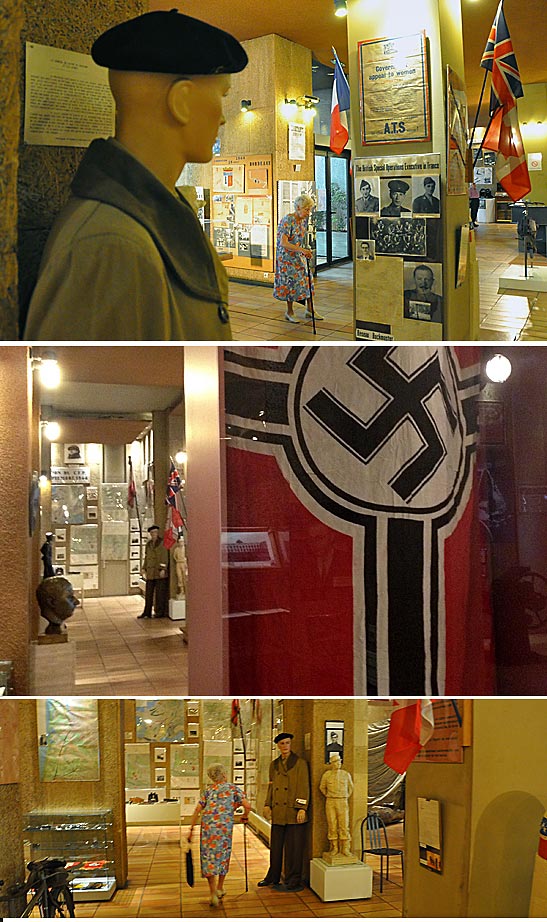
[359,32,430,145]
[25,43,115,147]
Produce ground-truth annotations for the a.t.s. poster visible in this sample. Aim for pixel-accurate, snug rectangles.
[354,153,444,340]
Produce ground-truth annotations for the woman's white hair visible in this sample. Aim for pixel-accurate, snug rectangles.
[294,193,315,211]
[207,762,228,783]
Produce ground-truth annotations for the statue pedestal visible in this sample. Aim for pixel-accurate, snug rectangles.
[310,858,372,902]
[169,599,186,621]
[322,851,360,866]
[30,639,76,694]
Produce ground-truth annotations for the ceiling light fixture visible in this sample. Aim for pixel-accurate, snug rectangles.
[31,349,61,388]
[41,420,61,441]
[485,353,512,383]
[334,0,348,17]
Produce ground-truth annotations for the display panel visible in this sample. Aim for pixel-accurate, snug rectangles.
[211,155,273,272]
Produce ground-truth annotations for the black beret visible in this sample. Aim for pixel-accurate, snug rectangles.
[274,732,294,744]
[92,9,248,76]
[388,179,410,193]
[148,525,160,532]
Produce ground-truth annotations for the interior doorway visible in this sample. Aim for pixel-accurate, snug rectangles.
[314,147,351,269]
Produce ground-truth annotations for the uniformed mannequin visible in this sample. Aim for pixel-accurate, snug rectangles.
[258,732,310,892]
[24,10,248,341]
[138,525,169,619]
[319,753,354,857]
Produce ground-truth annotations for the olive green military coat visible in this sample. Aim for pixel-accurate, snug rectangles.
[24,139,232,341]
[265,752,310,825]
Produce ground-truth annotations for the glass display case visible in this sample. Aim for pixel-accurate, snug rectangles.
[24,809,116,902]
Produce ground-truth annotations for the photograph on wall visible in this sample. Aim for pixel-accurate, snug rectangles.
[235,196,253,225]
[64,443,85,463]
[412,175,441,216]
[86,505,98,521]
[54,528,66,542]
[70,524,99,565]
[221,530,280,569]
[170,743,200,789]
[188,723,199,739]
[187,701,200,718]
[54,546,66,563]
[130,547,140,559]
[233,770,245,785]
[355,175,380,215]
[213,225,237,255]
[358,31,431,145]
[356,239,376,261]
[325,721,344,764]
[154,747,167,763]
[247,165,269,189]
[86,486,98,502]
[51,485,85,525]
[125,743,151,789]
[370,217,427,256]
[237,228,250,257]
[136,699,185,742]
[474,165,493,185]
[403,262,443,323]
[154,767,166,784]
[379,177,413,216]
[38,698,100,781]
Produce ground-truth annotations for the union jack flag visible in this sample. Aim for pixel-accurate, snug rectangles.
[480,0,523,115]
[164,460,185,548]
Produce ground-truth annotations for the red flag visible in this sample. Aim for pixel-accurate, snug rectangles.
[231,699,240,726]
[482,103,531,202]
[127,458,137,509]
[330,49,350,155]
[384,699,434,774]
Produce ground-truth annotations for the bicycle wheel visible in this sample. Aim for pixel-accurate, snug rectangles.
[48,885,75,918]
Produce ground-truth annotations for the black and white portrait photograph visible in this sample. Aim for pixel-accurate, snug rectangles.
[325,720,344,763]
[64,443,84,463]
[403,261,444,323]
[412,174,441,216]
[379,177,412,217]
[371,217,427,257]
[355,239,376,261]
[355,176,380,215]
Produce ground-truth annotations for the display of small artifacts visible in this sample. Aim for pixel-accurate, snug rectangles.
[70,524,99,565]
[38,699,100,782]
[135,699,185,742]
[64,443,85,463]
[319,754,357,863]
[51,484,85,525]
[358,31,431,145]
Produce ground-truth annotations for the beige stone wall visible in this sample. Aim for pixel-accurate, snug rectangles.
[0,346,32,693]
[17,0,146,330]
[18,699,128,887]
[0,0,24,338]
[0,785,25,905]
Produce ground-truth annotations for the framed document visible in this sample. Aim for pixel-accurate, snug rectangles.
[417,797,442,873]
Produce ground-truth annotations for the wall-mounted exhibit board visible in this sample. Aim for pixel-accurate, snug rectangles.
[354,153,443,340]
[211,155,273,272]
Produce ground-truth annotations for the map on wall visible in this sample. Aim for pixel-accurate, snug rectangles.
[125,744,151,788]
[37,699,100,781]
[135,700,186,742]
[51,485,85,525]
[170,743,200,789]
[70,524,99,565]
[202,700,233,741]
[101,484,128,521]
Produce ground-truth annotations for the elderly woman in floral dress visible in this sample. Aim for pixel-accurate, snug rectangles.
[273,193,323,323]
[188,763,251,907]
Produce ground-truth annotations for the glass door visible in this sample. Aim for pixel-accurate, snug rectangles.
[314,148,351,269]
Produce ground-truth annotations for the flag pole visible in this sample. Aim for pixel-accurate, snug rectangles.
[236,705,249,893]
[128,456,143,564]
[468,69,489,153]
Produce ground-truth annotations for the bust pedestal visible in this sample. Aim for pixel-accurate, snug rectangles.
[310,857,372,902]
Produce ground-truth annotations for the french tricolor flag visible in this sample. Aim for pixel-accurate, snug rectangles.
[384,699,435,775]
[330,48,350,155]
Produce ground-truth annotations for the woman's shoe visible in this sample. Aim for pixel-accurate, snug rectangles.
[285,312,300,323]
[217,889,225,899]
[304,310,324,321]
[210,894,219,907]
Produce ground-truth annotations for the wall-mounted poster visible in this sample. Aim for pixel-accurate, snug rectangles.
[211,155,273,273]
[354,153,444,341]
[288,122,306,161]
[37,698,100,781]
[212,162,245,194]
[125,743,151,789]
[81,565,99,590]
[358,32,431,145]
[135,700,185,742]
[170,744,200,789]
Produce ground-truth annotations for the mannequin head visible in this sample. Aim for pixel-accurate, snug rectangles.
[36,577,80,634]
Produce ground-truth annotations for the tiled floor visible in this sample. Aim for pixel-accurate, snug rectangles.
[68,595,188,696]
[227,223,547,341]
[78,822,404,918]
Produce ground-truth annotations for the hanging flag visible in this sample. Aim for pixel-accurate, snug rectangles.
[482,103,531,201]
[224,346,494,696]
[330,48,350,155]
[164,460,185,548]
[384,699,435,775]
[480,0,530,202]
[231,699,240,726]
[127,457,137,509]
[480,0,524,115]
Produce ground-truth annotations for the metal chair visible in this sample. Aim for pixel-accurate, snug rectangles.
[360,813,404,893]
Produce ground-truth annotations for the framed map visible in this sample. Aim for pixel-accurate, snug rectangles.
[38,699,100,781]
[135,700,185,742]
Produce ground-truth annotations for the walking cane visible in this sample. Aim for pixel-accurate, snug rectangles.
[305,257,317,336]
[243,817,249,892]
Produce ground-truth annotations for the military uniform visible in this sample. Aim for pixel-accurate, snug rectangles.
[142,536,169,618]
[380,203,411,217]
[263,751,310,888]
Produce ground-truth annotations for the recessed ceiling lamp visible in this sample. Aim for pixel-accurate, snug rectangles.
[334,0,348,17]
[41,420,61,441]
[485,353,512,383]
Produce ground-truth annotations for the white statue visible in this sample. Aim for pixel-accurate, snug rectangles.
[319,753,355,861]
[172,534,187,600]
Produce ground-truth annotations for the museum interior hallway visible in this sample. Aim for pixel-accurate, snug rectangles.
[227,222,547,342]
[72,822,404,918]
[32,595,189,697]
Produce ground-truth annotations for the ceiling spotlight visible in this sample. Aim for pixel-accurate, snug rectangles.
[485,354,512,383]
[41,420,61,441]
[334,0,348,17]
[240,99,252,113]
[175,450,188,466]
[31,349,61,388]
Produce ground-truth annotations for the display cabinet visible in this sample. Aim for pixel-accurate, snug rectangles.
[24,809,116,902]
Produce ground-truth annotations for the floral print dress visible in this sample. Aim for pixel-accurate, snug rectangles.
[199,782,245,876]
[273,213,315,302]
